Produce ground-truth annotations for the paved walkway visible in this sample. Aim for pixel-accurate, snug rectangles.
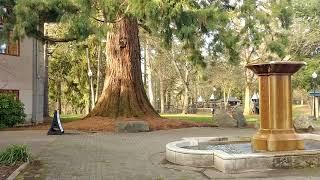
[0,130,56,155]
[1,128,320,179]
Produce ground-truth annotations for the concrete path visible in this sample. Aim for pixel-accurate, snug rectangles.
[1,128,320,179]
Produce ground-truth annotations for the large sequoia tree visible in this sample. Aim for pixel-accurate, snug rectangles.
[0,0,237,119]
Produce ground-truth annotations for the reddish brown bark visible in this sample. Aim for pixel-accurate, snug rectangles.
[88,16,159,118]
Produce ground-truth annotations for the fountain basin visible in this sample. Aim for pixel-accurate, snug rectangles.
[166,134,320,173]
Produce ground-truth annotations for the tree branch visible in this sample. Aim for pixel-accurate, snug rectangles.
[91,16,105,23]
[138,23,152,34]
[33,30,77,44]
[171,54,187,86]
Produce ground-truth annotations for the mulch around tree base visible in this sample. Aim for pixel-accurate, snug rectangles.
[1,117,216,132]
[0,164,21,180]
[63,116,216,132]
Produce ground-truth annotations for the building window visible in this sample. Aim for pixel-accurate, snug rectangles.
[0,89,19,100]
[0,34,20,56]
[0,9,20,56]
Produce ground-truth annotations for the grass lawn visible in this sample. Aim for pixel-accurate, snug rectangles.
[162,105,313,124]
[57,105,313,125]
[293,105,311,117]
[161,113,214,124]
[60,113,216,124]
[245,114,259,126]
[245,114,259,122]
[60,114,84,123]
[162,113,259,124]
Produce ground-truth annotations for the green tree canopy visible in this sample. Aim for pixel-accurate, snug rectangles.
[1,0,235,60]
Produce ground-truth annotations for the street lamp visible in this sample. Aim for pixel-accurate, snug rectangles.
[312,71,318,119]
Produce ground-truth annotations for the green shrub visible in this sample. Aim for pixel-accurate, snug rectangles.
[0,145,30,165]
[0,94,26,128]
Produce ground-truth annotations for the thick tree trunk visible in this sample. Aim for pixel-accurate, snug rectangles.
[88,16,159,118]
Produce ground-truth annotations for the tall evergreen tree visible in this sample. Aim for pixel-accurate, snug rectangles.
[0,0,234,119]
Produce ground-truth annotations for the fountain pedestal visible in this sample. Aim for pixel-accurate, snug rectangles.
[246,61,306,151]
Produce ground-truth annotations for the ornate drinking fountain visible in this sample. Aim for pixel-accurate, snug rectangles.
[166,61,320,173]
[246,61,306,152]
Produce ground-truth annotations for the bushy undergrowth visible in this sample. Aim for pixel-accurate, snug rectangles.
[0,94,26,128]
[0,145,30,165]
